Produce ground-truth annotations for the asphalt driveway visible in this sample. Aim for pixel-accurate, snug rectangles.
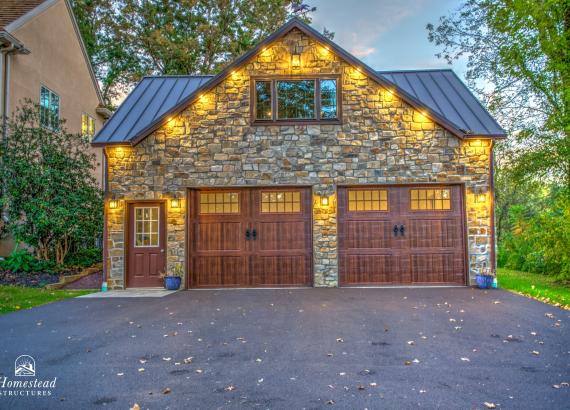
[0,288,568,409]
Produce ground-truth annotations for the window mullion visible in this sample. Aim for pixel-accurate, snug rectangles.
[315,79,320,120]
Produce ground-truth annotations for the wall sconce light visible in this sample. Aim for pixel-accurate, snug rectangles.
[291,53,301,69]
[171,197,181,209]
[475,192,487,203]
[109,197,120,209]
[320,196,329,207]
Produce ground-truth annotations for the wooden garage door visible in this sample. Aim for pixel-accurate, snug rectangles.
[188,188,312,288]
[338,185,466,285]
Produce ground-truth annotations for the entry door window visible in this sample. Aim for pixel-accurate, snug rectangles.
[134,207,159,247]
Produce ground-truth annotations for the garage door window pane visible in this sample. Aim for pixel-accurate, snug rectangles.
[200,192,239,214]
[348,189,388,211]
[134,206,160,247]
[261,191,301,213]
[410,189,451,210]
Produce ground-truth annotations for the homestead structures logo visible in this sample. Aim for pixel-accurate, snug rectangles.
[0,355,57,397]
[15,356,35,376]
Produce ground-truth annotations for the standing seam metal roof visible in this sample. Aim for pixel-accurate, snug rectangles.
[379,69,504,136]
[94,75,212,144]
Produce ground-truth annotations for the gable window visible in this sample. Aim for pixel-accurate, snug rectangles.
[82,113,95,142]
[40,86,59,130]
[252,77,340,123]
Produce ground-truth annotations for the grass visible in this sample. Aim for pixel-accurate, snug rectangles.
[0,286,95,314]
[497,268,570,310]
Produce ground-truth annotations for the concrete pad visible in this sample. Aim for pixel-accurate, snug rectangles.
[78,288,177,298]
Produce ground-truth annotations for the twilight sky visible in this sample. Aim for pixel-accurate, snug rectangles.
[310,0,466,75]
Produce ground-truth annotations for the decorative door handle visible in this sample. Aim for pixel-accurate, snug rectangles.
[252,229,257,240]
[393,225,399,236]
[245,229,251,240]
[399,224,405,236]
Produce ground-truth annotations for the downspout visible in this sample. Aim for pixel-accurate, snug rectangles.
[1,45,17,230]
[102,147,109,288]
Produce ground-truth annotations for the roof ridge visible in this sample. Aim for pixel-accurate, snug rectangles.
[378,68,454,73]
[142,74,215,79]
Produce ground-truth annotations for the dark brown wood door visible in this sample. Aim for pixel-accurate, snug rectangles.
[127,203,166,287]
[188,188,312,288]
[339,185,466,286]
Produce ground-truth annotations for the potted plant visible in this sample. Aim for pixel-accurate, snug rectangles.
[162,263,183,290]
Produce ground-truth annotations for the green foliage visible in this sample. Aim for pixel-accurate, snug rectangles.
[0,249,57,273]
[0,101,103,265]
[70,0,323,107]
[428,0,570,184]
[498,187,570,280]
[64,247,102,268]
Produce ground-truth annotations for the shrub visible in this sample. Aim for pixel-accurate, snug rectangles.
[0,249,57,273]
[64,247,102,268]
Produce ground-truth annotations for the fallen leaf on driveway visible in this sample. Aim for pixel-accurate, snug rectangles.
[255,358,262,363]
[162,388,171,395]
[483,402,496,408]
[195,369,203,374]
[336,338,344,343]
[328,384,334,389]
[258,378,264,383]
[138,368,144,372]
[404,360,412,366]
[370,382,377,387]
[327,353,334,357]
[339,372,346,376]
[326,399,335,405]
[224,385,236,391]
[461,357,470,362]
[412,358,420,364]
[407,341,415,345]
[357,385,366,390]
[116,373,124,376]
[531,351,540,355]
[183,357,193,364]
[545,313,554,318]
[162,357,172,361]
[493,301,501,304]
[130,404,140,410]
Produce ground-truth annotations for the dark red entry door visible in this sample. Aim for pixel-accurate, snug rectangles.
[127,203,166,287]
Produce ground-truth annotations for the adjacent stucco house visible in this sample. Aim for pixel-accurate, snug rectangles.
[93,19,505,289]
[0,0,109,255]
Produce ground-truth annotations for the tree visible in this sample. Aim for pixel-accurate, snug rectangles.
[0,101,103,264]
[427,0,570,184]
[70,0,322,106]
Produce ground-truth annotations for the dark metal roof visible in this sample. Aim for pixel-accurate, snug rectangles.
[379,69,505,137]
[93,19,506,146]
[93,75,212,144]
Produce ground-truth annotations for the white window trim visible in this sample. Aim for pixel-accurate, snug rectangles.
[133,206,160,248]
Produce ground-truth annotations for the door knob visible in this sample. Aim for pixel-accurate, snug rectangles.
[393,225,399,236]
[399,224,405,236]
[245,229,251,240]
[252,229,257,240]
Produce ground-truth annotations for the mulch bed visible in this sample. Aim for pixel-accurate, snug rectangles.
[62,271,103,290]
[0,267,85,288]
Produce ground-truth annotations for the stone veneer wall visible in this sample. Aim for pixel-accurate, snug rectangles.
[105,28,494,289]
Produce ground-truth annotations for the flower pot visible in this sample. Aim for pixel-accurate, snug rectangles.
[164,276,181,290]
[475,274,493,289]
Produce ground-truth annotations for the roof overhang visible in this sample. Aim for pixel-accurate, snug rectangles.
[0,31,30,54]
[93,18,506,147]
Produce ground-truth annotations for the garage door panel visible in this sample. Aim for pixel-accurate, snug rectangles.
[343,254,397,284]
[256,221,308,251]
[252,255,310,286]
[411,253,464,284]
[193,256,247,287]
[195,222,244,252]
[344,220,392,250]
[408,218,461,249]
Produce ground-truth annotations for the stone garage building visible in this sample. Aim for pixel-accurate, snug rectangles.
[93,19,505,289]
